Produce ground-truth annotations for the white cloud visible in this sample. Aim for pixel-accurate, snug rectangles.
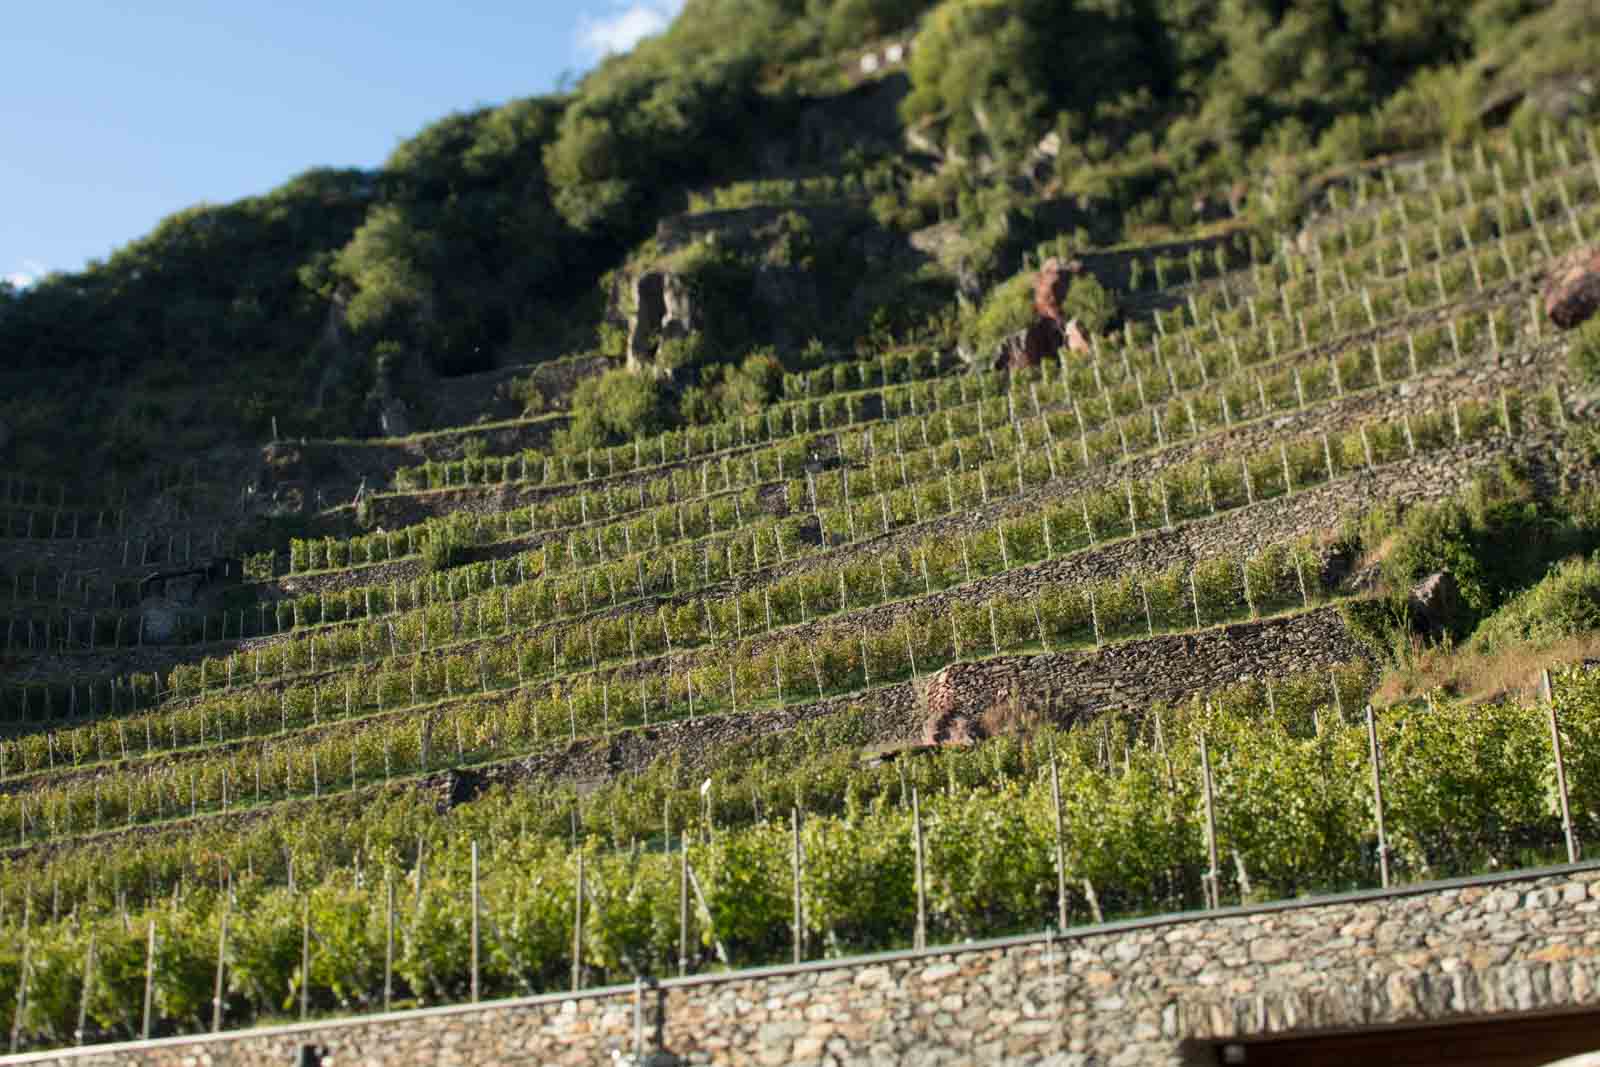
[3,260,47,290]
[576,0,683,60]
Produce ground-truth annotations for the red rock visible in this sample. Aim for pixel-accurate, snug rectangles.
[1032,257,1085,322]
[993,318,1064,372]
[1034,258,1069,323]
[920,663,994,746]
[1544,246,1600,330]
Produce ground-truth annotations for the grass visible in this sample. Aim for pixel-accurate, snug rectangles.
[1372,632,1600,708]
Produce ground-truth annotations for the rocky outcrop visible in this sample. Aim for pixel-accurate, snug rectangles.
[1408,570,1460,636]
[627,271,697,375]
[993,257,1089,371]
[994,318,1065,372]
[1034,256,1072,322]
[1544,245,1600,330]
[919,662,1008,746]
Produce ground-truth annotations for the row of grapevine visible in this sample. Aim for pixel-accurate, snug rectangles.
[0,382,1535,734]
[0,664,1375,924]
[0,527,1327,809]
[389,349,965,495]
[369,136,1591,511]
[276,271,1532,590]
[3,668,1595,1050]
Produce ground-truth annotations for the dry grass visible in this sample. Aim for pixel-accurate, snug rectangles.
[1350,531,1397,588]
[977,678,1043,738]
[1372,633,1600,707]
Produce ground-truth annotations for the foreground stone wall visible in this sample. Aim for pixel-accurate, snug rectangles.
[13,864,1599,1067]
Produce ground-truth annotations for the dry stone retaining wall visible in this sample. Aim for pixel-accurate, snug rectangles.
[13,864,1599,1067]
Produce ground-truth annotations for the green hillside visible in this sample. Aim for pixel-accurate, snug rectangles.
[3,0,1595,481]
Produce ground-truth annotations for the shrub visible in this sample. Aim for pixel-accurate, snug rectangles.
[1471,554,1600,653]
[499,374,547,416]
[1063,274,1116,334]
[961,272,1034,355]
[716,350,784,417]
[561,368,671,449]
[421,524,460,573]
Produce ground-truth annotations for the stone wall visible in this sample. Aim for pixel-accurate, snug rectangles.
[15,864,1599,1067]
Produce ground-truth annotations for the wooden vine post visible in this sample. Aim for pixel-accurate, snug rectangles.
[912,786,928,951]
[1199,729,1221,909]
[299,896,311,1022]
[1541,670,1579,863]
[573,851,585,992]
[678,839,690,978]
[211,896,228,1033]
[791,806,804,964]
[1365,705,1392,888]
[470,840,481,1003]
[384,871,395,1012]
[1050,744,1069,931]
[75,934,95,1046]
[142,920,157,1040]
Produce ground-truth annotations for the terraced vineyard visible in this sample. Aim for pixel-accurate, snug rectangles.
[3,120,1600,1052]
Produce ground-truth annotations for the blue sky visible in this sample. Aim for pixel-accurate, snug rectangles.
[1,0,684,287]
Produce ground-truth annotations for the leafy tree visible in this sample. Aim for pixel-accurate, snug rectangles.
[902,0,1152,162]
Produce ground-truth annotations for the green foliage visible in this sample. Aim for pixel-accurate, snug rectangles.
[544,45,764,236]
[1471,555,1600,653]
[822,0,935,50]
[1342,467,1600,655]
[335,97,577,375]
[765,211,816,270]
[422,520,466,573]
[961,271,1034,355]
[3,676,1594,1047]
[498,374,548,417]
[690,350,784,422]
[903,0,1151,162]
[561,368,671,449]
[1063,274,1116,334]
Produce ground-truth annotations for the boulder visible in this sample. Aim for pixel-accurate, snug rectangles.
[1034,257,1070,323]
[994,257,1093,370]
[1032,256,1084,323]
[1544,245,1600,330]
[1408,571,1460,637]
[627,270,697,374]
